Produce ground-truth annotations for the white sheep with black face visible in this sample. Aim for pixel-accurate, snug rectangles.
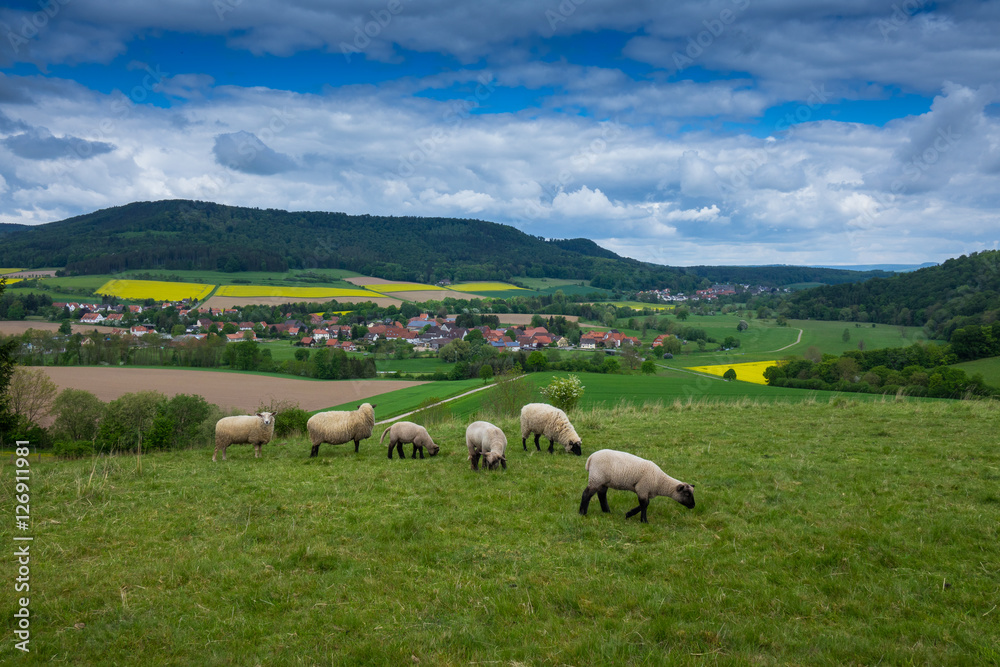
[306,403,375,457]
[579,449,695,523]
[466,420,507,471]
[213,412,276,462]
[520,403,582,456]
[379,421,440,459]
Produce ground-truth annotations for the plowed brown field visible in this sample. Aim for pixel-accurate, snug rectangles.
[36,367,425,413]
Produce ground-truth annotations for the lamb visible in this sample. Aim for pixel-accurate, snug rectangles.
[520,403,582,456]
[579,449,695,523]
[306,403,376,457]
[379,421,440,459]
[212,412,277,462]
[465,420,508,471]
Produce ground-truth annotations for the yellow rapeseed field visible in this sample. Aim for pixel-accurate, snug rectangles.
[685,360,781,385]
[214,285,380,299]
[450,282,526,292]
[97,279,215,302]
[3,278,22,284]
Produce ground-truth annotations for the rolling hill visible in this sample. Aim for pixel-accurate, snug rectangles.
[2,199,893,292]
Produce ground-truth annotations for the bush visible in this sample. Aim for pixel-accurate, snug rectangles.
[53,439,95,459]
[539,375,585,412]
[274,407,311,437]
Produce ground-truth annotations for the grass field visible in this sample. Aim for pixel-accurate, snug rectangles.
[0,268,23,274]
[450,282,527,292]
[952,356,1000,386]
[214,285,381,299]
[96,279,215,302]
[8,399,998,664]
[327,378,485,418]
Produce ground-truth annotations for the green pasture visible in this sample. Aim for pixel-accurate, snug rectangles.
[7,399,998,664]
[326,378,485,418]
[952,356,1000,386]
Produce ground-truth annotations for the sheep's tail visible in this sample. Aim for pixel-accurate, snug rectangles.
[584,453,593,470]
[379,426,391,444]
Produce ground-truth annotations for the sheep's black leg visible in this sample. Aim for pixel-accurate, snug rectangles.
[548,439,555,454]
[597,488,610,513]
[534,434,541,451]
[579,487,596,515]
[354,439,360,453]
[625,499,650,522]
[417,446,424,459]
[470,452,480,471]
[522,437,528,451]
[500,458,506,470]
[387,446,393,459]
[310,444,320,457]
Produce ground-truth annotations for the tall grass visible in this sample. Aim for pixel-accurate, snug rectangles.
[3,399,998,664]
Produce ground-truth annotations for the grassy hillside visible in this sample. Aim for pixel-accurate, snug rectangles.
[6,400,998,664]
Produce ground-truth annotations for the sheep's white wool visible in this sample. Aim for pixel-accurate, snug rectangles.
[307,403,375,456]
[213,412,276,462]
[466,420,508,470]
[580,449,695,523]
[520,403,582,455]
[380,421,440,459]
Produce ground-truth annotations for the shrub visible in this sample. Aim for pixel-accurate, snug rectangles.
[53,439,95,459]
[540,374,585,412]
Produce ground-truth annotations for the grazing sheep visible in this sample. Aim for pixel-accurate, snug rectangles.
[466,420,508,471]
[379,421,440,460]
[213,412,276,462]
[520,403,582,456]
[579,449,695,523]
[306,403,376,457]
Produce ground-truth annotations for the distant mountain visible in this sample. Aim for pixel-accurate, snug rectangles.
[786,251,1000,338]
[0,199,892,292]
[808,263,938,272]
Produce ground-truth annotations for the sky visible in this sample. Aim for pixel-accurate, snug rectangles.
[0,0,998,267]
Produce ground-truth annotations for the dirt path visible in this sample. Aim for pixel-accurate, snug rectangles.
[375,377,524,425]
[36,367,427,413]
[771,328,804,352]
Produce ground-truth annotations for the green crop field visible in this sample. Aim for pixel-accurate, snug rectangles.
[8,398,998,664]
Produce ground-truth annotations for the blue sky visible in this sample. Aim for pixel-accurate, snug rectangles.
[1,0,998,266]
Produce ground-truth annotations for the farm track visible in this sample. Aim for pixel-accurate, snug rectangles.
[771,328,803,352]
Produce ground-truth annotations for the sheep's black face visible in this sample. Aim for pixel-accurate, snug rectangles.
[676,483,696,509]
[571,441,582,456]
[428,444,440,457]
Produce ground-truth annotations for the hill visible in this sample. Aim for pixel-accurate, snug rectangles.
[783,250,1000,338]
[1,200,889,292]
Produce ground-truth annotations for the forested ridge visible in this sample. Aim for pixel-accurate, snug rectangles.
[2,199,887,291]
[782,250,1000,339]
